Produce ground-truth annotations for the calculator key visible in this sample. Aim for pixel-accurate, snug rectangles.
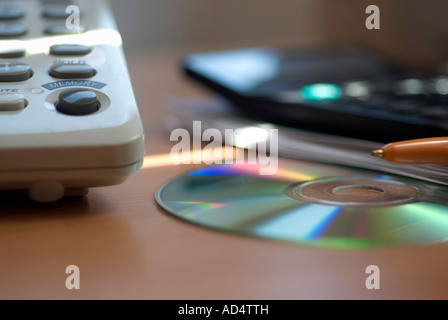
[0,24,27,37]
[299,83,342,101]
[44,24,85,35]
[0,93,26,111]
[0,62,32,82]
[363,94,394,109]
[343,81,371,99]
[427,77,448,102]
[49,63,96,79]
[50,44,91,56]
[434,77,448,95]
[395,78,425,96]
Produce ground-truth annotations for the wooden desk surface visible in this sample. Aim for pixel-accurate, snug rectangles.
[1,51,447,300]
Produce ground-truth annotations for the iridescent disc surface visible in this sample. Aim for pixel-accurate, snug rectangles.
[155,159,448,248]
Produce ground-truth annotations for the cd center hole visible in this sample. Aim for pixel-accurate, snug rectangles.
[331,185,384,197]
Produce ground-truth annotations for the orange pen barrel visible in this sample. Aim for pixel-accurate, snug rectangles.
[378,137,448,164]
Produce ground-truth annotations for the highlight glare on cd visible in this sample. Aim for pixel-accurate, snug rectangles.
[155,159,448,248]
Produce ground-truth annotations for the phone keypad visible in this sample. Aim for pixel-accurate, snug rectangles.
[0,1,84,39]
[0,1,98,116]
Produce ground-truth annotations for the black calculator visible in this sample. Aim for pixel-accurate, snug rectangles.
[182,46,448,142]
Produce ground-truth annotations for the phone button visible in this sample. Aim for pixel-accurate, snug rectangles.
[0,62,33,82]
[0,93,26,111]
[49,63,96,79]
[0,24,27,37]
[0,48,26,59]
[50,44,91,56]
[0,7,24,20]
[44,24,85,35]
[43,8,74,19]
[56,88,100,116]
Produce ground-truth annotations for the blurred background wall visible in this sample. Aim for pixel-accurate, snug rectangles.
[108,0,327,51]
[322,0,448,69]
[109,0,448,69]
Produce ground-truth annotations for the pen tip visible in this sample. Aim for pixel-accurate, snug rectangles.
[372,149,384,158]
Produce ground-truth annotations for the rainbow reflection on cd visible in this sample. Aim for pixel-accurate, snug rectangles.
[155,159,448,248]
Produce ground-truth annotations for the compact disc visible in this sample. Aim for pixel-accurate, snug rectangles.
[155,159,448,248]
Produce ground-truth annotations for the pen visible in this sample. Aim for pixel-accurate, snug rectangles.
[372,137,448,165]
